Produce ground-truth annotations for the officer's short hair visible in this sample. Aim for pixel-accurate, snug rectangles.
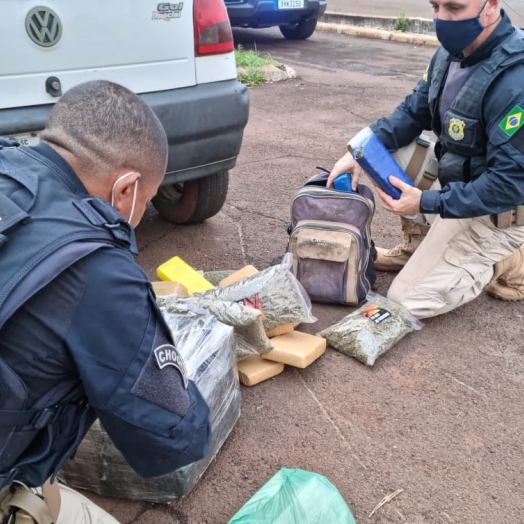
[41,80,168,183]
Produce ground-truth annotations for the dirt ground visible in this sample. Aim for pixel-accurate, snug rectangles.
[83,29,524,523]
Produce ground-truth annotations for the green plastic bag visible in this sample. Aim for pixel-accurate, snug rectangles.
[227,468,357,524]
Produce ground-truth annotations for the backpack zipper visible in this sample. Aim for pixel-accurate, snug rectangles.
[293,187,375,215]
[292,187,375,240]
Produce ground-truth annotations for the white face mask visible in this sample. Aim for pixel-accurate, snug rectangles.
[110,171,138,224]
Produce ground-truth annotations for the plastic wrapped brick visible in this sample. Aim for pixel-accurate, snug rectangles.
[158,295,273,360]
[228,468,357,524]
[199,255,317,332]
[59,313,240,503]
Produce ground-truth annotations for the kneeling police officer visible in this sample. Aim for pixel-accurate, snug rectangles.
[0,81,211,523]
[329,0,524,318]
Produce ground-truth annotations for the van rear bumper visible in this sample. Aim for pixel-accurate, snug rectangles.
[144,79,250,184]
[0,79,249,185]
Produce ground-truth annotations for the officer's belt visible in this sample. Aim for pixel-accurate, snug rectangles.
[405,139,524,227]
[492,206,524,229]
[404,137,439,191]
[0,480,59,524]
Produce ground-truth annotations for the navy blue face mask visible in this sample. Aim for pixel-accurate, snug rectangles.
[434,0,489,57]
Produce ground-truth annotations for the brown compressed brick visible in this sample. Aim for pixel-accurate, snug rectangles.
[218,265,259,286]
[262,331,326,369]
[265,323,294,338]
[237,355,284,386]
[151,281,188,296]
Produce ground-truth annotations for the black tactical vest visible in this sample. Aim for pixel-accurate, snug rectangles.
[428,29,524,186]
[0,138,137,489]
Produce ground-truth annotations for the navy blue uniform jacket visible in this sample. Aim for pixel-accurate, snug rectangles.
[370,12,524,218]
[0,144,211,478]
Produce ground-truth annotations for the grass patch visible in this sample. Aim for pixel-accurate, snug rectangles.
[238,68,267,86]
[395,10,407,32]
[235,45,283,86]
[235,44,279,68]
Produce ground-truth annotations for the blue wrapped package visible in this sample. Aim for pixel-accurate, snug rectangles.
[333,173,354,192]
[353,134,414,199]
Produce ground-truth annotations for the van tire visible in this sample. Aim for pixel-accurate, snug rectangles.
[279,17,318,40]
[152,171,229,224]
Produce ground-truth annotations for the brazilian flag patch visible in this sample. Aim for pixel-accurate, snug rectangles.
[499,105,524,137]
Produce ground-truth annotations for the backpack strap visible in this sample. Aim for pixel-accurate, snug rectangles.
[0,240,110,333]
[0,195,30,250]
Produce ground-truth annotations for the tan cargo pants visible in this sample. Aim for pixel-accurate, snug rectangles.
[380,137,524,318]
[0,480,120,524]
[387,215,524,319]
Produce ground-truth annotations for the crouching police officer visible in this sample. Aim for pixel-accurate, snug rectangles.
[0,81,211,523]
[329,0,524,318]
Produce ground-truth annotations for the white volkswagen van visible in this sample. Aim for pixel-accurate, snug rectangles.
[0,1,250,224]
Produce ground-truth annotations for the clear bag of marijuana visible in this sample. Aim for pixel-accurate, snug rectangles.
[198,254,317,332]
[158,295,273,360]
[317,294,422,366]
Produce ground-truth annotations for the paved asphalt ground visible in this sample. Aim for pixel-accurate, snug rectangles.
[328,0,524,28]
[81,27,524,524]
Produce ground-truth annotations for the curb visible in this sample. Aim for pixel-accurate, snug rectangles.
[317,12,439,47]
[236,64,297,85]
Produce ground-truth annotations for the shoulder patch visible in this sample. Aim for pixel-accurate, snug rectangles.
[154,344,188,388]
[499,105,524,137]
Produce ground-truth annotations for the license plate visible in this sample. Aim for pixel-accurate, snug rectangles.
[6,132,41,147]
[278,0,304,9]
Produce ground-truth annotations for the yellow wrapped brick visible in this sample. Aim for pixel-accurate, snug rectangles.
[156,256,214,294]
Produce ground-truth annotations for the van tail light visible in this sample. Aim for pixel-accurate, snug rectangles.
[194,0,234,56]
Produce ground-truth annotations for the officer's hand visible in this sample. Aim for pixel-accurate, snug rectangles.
[376,176,422,215]
[327,152,362,190]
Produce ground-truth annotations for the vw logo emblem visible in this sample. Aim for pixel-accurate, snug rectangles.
[25,7,62,48]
